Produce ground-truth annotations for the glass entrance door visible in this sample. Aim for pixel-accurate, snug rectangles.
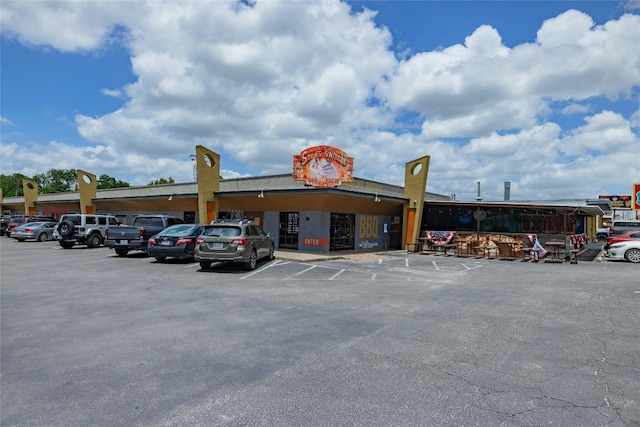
[279,212,299,249]
[330,213,354,251]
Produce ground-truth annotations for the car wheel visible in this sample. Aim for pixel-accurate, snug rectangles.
[58,220,75,239]
[155,256,167,262]
[86,233,102,248]
[246,249,257,271]
[624,248,640,263]
[37,233,48,242]
[269,244,275,261]
[596,234,607,242]
[115,248,129,257]
[199,261,212,270]
[59,241,74,249]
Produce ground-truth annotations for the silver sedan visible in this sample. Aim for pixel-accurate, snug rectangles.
[11,221,58,242]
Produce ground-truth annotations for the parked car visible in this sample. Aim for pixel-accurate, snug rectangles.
[0,215,11,236]
[596,226,610,242]
[147,224,209,262]
[6,215,57,237]
[104,215,185,256]
[11,221,58,242]
[609,220,640,237]
[194,219,274,270]
[605,240,640,263]
[604,230,640,250]
[53,214,119,248]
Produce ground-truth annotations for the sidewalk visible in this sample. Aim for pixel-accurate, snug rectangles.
[274,249,404,263]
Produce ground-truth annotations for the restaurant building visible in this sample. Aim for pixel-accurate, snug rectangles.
[1,145,604,253]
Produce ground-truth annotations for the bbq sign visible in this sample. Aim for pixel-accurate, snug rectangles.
[293,145,354,187]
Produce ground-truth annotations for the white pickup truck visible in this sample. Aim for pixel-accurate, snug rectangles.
[596,227,610,242]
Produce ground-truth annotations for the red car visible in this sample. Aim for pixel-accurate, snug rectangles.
[605,230,640,250]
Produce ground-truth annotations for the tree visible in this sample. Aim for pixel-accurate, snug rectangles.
[148,177,175,186]
[33,168,78,193]
[97,174,130,189]
[0,173,32,197]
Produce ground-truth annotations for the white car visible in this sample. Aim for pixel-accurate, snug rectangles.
[605,240,640,263]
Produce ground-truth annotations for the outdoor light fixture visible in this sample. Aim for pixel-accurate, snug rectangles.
[258,190,264,198]
[374,194,381,202]
[168,194,174,201]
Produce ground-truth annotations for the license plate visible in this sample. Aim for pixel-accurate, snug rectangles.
[211,242,224,249]
[161,240,172,246]
[119,240,128,244]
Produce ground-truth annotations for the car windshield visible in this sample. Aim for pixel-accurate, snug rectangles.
[203,226,242,237]
[158,225,198,236]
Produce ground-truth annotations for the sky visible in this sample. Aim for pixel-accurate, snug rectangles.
[1,0,639,202]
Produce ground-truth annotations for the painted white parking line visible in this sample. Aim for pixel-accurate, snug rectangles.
[285,265,317,279]
[378,259,383,264]
[240,259,284,279]
[461,264,483,270]
[371,273,377,280]
[328,269,345,280]
[405,259,409,268]
[432,260,440,270]
[184,263,199,269]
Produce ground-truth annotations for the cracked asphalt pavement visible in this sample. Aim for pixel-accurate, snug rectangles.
[1,242,639,426]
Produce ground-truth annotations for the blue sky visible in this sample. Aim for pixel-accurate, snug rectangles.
[1,0,639,201]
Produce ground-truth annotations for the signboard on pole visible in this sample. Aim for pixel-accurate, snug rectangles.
[633,183,640,211]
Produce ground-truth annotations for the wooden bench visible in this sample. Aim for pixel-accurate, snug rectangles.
[434,243,457,256]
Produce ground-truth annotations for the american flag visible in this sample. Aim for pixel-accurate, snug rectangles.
[425,231,457,245]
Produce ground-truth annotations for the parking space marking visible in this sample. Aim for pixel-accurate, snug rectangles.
[184,263,199,269]
[285,264,317,280]
[328,269,345,280]
[432,260,440,270]
[240,259,285,279]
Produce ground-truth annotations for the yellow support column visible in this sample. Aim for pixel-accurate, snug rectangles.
[195,146,221,224]
[403,155,430,249]
[77,170,97,214]
[22,179,39,215]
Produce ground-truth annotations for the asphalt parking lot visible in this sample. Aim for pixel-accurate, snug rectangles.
[1,239,639,426]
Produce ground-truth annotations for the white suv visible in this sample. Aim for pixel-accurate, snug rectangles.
[53,214,119,249]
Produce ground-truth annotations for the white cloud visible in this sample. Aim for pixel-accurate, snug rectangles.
[1,1,638,199]
[561,110,637,155]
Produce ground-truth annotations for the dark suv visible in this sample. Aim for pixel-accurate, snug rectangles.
[0,215,11,236]
[194,219,274,270]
